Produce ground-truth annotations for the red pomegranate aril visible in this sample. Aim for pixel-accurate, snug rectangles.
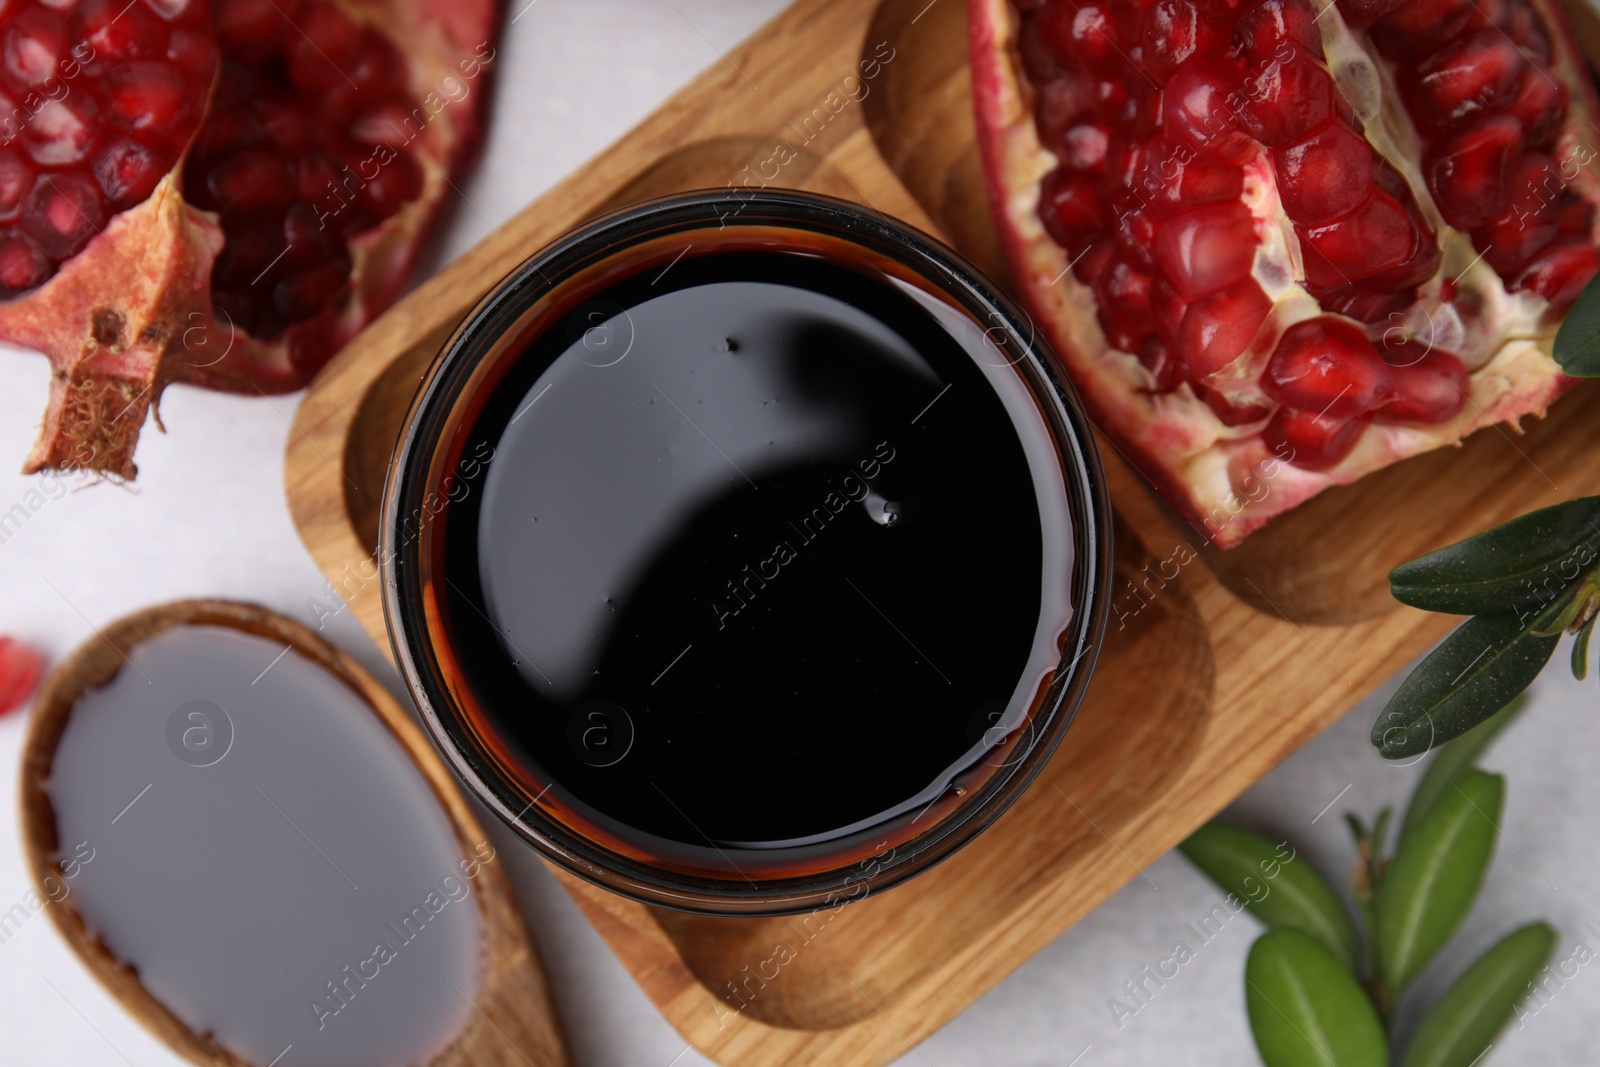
[213,220,282,288]
[1096,255,1154,330]
[0,636,42,716]
[103,61,194,135]
[0,147,28,218]
[1151,274,1185,345]
[1196,381,1274,426]
[1337,0,1406,27]
[1234,0,1322,61]
[1515,240,1600,311]
[23,172,105,260]
[93,139,171,207]
[351,149,421,221]
[166,27,219,76]
[1405,30,1527,131]
[204,148,293,221]
[1237,45,1334,146]
[259,101,314,154]
[273,255,350,321]
[1039,167,1106,251]
[1265,407,1369,468]
[286,4,362,91]
[21,95,98,166]
[1376,349,1470,424]
[214,0,300,63]
[3,8,66,87]
[1180,278,1272,375]
[1426,114,1521,230]
[1274,121,1372,225]
[1146,159,1245,211]
[1143,0,1230,83]
[1512,73,1567,150]
[1163,59,1254,160]
[1138,336,1187,391]
[1074,240,1113,286]
[1155,200,1257,299]
[1039,1,1123,77]
[1262,316,1394,417]
[1059,121,1110,171]
[1300,189,1416,286]
[76,0,166,63]
[0,233,45,292]
[191,108,262,162]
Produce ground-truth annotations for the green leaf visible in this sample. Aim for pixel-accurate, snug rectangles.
[1377,770,1504,993]
[1373,615,1559,760]
[1574,617,1594,682]
[1180,822,1361,972]
[1555,274,1600,376]
[1389,497,1600,616]
[1246,929,1389,1067]
[1399,923,1557,1067]
[1400,696,1525,845]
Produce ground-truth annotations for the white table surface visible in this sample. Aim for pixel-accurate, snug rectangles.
[3,3,1598,1063]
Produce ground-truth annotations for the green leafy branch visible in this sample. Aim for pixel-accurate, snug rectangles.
[1182,699,1554,1067]
[1373,280,1600,760]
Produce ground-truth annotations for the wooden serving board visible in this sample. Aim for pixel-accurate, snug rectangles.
[285,1,1600,1064]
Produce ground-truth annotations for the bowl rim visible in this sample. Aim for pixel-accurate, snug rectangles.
[379,188,1112,916]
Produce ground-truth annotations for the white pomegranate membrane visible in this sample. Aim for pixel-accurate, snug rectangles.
[984,0,1600,542]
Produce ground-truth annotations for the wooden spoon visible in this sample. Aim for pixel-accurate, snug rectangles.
[18,599,569,1067]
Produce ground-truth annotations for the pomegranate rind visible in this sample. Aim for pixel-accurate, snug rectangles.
[968,0,1598,548]
[8,0,500,478]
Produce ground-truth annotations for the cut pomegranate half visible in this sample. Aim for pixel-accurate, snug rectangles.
[1,0,499,478]
[970,0,1600,547]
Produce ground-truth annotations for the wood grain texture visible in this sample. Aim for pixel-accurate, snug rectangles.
[282,0,1600,1064]
[18,600,568,1067]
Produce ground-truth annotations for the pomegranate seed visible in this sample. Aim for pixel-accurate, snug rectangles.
[1234,0,1323,61]
[191,109,263,163]
[1039,167,1106,252]
[351,149,420,221]
[1135,336,1185,391]
[1142,0,1230,82]
[1557,196,1595,237]
[1337,0,1406,28]
[273,253,350,320]
[23,172,105,261]
[103,61,194,136]
[1059,121,1110,171]
[1368,0,1476,58]
[323,30,404,119]
[1375,350,1469,424]
[280,199,335,265]
[1163,59,1254,161]
[1262,316,1394,417]
[1510,71,1566,150]
[286,4,362,92]
[1300,189,1415,286]
[1237,44,1334,146]
[0,636,43,715]
[1426,114,1521,230]
[1513,241,1600,311]
[1151,274,1185,345]
[1146,159,1245,212]
[1154,201,1257,299]
[1095,254,1155,335]
[1039,1,1124,77]
[1264,407,1369,468]
[165,26,219,77]
[349,105,416,150]
[0,147,30,219]
[215,0,301,64]
[204,147,293,221]
[1274,121,1372,225]
[1179,277,1272,375]
[2,8,65,87]
[93,138,171,207]
[1196,381,1274,426]
[1405,30,1527,131]
[21,96,99,166]
[0,232,46,292]
[75,0,167,63]
[262,103,316,156]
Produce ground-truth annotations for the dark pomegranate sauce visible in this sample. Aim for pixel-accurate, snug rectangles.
[438,249,1075,863]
